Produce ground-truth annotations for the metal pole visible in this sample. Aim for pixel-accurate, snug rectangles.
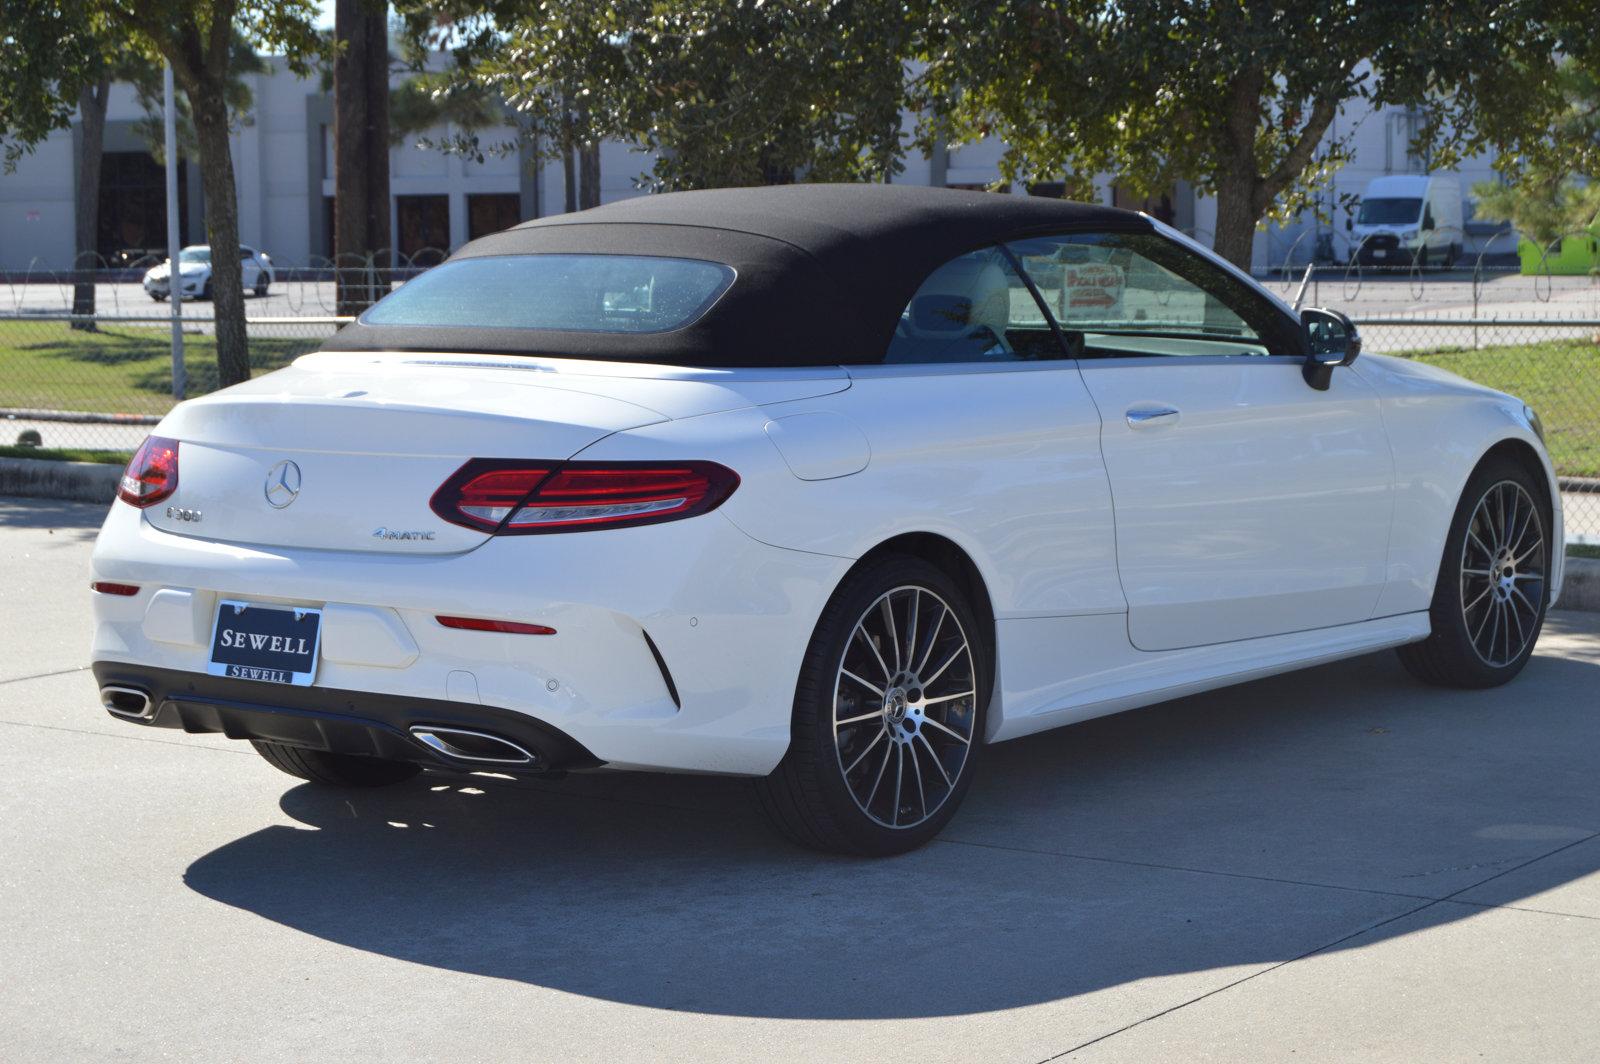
[163,62,186,401]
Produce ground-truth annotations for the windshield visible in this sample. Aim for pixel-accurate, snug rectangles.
[177,248,211,264]
[1357,198,1423,226]
[362,254,735,334]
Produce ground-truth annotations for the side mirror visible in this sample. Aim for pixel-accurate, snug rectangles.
[1301,307,1361,391]
[1345,216,1353,232]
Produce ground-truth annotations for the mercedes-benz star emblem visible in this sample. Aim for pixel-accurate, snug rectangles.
[264,460,302,509]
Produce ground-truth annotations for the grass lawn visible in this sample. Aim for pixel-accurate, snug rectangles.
[0,445,132,464]
[1399,338,1600,478]
[0,320,328,417]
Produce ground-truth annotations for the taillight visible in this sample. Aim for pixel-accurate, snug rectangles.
[117,436,180,508]
[431,459,739,534]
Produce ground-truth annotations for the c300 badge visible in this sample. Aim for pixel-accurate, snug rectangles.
[166,506,203,523]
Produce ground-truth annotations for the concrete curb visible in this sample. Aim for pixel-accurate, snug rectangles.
[0,457,121,504]
[1556,557,1600,613]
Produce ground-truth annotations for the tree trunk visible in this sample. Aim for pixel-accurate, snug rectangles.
[561,100,577,213]
[1211,177,1261,271]
[578,140,600,209]
[334,0,391,314]
[71,78,110,330]
[191,89,250,388]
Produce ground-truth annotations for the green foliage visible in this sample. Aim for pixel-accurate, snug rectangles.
[1471,62,1600,247]
[1474,176,1600,247]
[400,0,915,189]
[389,74,504,149]
[0,0,113,170]
[917,1,1590,264]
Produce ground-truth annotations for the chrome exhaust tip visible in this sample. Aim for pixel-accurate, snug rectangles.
[101,685,154,721]
[409,726,537,766]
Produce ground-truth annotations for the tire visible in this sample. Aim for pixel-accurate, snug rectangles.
[250,740,421,787]
[1397,454,1551,688]
[254,280,269,297]
[755,554,988,856]
[201,279,213,301]
[149,292,166,303]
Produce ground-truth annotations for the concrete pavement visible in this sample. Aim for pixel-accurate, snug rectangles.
[3,497,1600,1062]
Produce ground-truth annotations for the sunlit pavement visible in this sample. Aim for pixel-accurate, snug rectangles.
[3,497,1599,1063]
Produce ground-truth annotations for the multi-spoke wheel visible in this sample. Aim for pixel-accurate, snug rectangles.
[1459,479,1547,668]
[1399,455,1550,688]
[834,586,977,830]
[756,554,988,855]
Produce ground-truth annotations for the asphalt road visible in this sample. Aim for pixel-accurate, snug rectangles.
[4,496,1600,1062]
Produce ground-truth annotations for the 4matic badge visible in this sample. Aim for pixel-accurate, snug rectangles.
[372,527,437,541]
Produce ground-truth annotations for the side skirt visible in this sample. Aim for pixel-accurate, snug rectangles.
[988,611,1430,743]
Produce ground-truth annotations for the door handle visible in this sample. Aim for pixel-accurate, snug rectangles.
[1125,405,1180,428]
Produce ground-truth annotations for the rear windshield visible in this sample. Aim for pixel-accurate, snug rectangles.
[361,254,735,334]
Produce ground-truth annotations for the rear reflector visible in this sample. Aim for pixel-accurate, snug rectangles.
[436,615,556,635]
[431,459,739,534]
[91,582,141,596]
[117,436,180,508]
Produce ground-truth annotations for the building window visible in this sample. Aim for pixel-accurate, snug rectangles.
[395,194,450,265]
[467,193,522,240]
[97,151,188,265]
[321,196,336,260]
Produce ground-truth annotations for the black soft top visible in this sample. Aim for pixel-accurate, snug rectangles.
[323,184,1152,367]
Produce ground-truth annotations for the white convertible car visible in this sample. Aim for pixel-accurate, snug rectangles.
[92,185,1561,855]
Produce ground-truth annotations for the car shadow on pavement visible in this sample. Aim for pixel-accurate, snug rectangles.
[184,626,1600,1020]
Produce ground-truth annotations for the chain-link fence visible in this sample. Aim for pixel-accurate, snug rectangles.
[0,314,348,453]
[2,261,1597,541]
[0,249,447,318]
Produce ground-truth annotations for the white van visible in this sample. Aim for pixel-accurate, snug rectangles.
[1350,174,1464,268]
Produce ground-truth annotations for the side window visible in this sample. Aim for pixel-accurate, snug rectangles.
[1005,232,1298,358]
[884,247,1063,364]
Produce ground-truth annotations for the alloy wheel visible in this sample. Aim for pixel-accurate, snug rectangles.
[832,585,977,829]
[1460,479,1546,667]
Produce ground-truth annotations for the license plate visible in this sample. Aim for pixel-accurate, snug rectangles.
[208,599,323,686]
[1373,250,1387,259]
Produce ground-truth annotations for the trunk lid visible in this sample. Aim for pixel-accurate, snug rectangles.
[147,351,847,554]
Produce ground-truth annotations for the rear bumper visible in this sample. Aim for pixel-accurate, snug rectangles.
[90,502,850,776]
[91,662,599,774]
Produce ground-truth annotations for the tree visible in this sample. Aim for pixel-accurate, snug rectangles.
[400,0,913,193]
[81,41,266,328]
[1,0,108,325]
[918,1,1591,269]
[1472,60,1600,247]
[1,1,323,388]
[113,3,324,386]
[334,0,391,314]
[0,0,104,170]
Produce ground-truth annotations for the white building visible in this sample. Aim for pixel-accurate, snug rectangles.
[0,54,1512,275]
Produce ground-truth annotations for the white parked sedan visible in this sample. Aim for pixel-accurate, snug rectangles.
[143,244,275,301]
[93,185,1561,855]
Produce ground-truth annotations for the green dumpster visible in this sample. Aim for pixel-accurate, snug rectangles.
[1518,231,1600,275]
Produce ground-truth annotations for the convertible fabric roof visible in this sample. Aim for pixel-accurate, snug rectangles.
[323,184,1153,366]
